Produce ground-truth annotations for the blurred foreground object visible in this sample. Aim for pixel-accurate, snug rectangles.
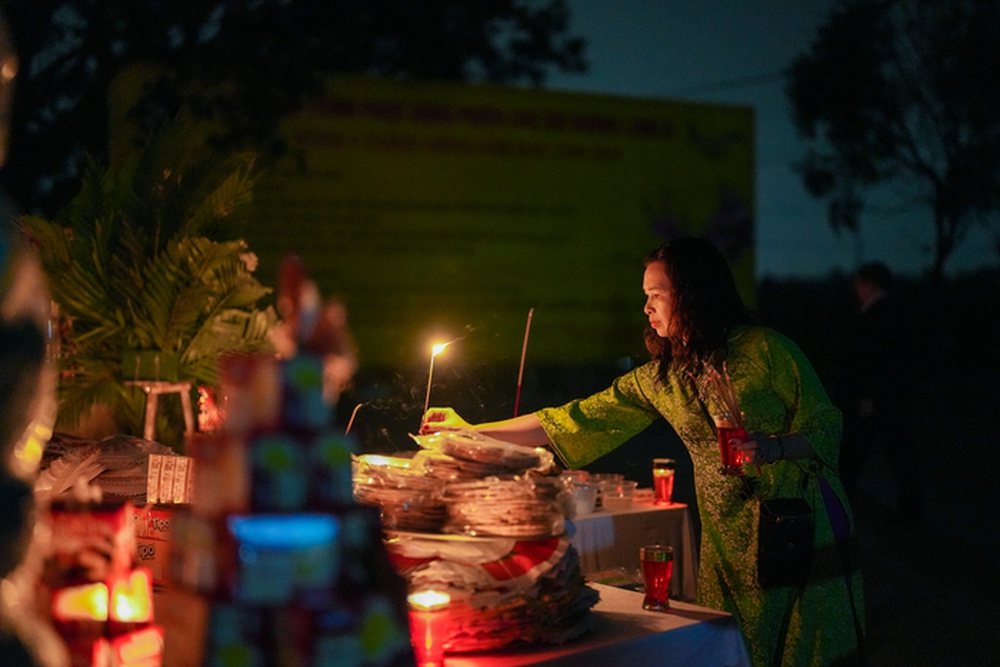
[1,6,60,665]
[159,255,411,665]
[271,253,358,410]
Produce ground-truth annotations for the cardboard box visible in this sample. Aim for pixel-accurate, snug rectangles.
[132,506,174,587]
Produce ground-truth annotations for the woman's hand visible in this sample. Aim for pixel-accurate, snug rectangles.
[419,409,551,448]
[730,432,785,465]
[419,407,473,434]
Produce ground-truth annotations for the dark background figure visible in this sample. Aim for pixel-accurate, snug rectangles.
[837,261,923,525]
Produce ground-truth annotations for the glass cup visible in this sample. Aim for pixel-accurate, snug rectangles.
[590,473,624,510]
[602,479,638,511]
[559,469,590,484]
[652,458,676,505]
[639,545,674,612]
[715,418,748,476]
[569,481,598,517]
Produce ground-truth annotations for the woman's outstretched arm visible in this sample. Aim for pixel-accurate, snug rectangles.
[420,408,550,447]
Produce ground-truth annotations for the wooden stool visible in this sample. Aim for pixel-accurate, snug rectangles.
[126,380,194,442]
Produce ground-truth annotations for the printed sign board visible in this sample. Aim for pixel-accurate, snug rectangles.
[117,74,755,367]
[248,77,755,367]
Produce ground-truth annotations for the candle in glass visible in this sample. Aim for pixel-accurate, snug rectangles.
[652,458,676,505]
[407,589,450,667]
[639,545,674,612]
[110,567,154,623]
[715,418,749,476]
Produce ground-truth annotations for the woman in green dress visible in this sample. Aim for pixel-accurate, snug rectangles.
[421,238,865,666]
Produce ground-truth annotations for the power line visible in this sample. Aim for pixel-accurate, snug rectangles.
[667,68,789,95]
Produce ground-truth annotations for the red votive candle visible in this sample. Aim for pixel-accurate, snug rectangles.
[407,589,450,667]
[716,420,748,476]
[109,568,154,624]
[640,545,674,612]
[652,458,676,505]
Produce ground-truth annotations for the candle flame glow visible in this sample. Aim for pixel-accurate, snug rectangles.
[408,589,451,611]
[52,582,109,621]
[110,569,153,622]
[359,454,410,468]
[113,626,164,663]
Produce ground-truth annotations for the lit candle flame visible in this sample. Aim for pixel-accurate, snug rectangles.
[114,626,164,663]
[110,569,153,623]
[364,455,392,467]
[52,582,109,621]
[358,454,410,469]
[408,589,451,611]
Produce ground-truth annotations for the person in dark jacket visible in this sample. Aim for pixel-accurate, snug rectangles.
[839,261,923,525]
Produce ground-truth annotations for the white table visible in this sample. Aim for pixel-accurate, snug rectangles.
[567,500,698,602]
[445,583,751,667]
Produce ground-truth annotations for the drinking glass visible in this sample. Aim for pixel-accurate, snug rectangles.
[639,545,674,612]
[590,473,624,510]
[715,418,748,476]
[602,479,638,511]
[569,482,598,517]
[652,458,676,505]
[560,469,590,483]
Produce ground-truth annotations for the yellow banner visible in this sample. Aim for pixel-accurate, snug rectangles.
[243,77,755,367]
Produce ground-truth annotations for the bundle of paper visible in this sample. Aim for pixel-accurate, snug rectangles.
[385,532,598,651]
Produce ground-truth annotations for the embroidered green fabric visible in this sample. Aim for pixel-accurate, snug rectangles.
[537,326,865,666]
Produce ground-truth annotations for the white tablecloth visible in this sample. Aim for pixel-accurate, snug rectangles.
[567,500,698,602]
[445,583,751,667]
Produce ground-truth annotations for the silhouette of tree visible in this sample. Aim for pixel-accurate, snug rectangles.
[1,0,587,217]
[786,0,1000,277]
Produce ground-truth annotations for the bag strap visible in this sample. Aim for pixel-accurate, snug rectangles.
[818,478,868,666]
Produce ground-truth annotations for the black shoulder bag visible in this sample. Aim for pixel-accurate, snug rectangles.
[752,477,814,589]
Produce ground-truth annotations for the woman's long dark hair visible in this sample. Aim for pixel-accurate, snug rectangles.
[643,238,756,382]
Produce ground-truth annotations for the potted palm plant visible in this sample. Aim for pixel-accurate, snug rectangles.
[20,127,278,450]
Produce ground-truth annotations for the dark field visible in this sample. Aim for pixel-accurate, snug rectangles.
[760,270,1000,666]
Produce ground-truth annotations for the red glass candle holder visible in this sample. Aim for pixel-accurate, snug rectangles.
[716,420,748,476]
[652,458,676,504]
[639,545,674,612]
[407,589,450,667]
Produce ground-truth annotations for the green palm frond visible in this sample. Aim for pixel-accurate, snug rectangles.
[20,126,277,448]
[175,156,259,241]
[20,214,72,266]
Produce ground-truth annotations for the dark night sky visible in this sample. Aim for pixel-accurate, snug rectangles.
[545,0,998,279]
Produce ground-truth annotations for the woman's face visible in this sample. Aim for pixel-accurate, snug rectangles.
[643,260,675,338]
